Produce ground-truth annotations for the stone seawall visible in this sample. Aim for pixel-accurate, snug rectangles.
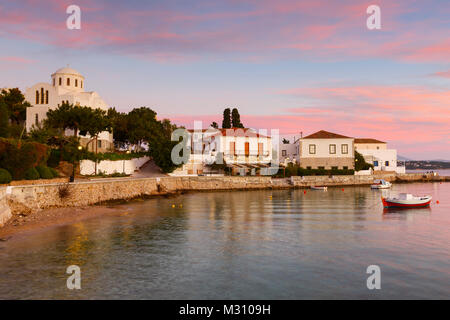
[2,173,446,226]
[0,187,12,227]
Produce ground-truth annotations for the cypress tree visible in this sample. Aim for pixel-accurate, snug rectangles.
[0,100,9,137]
[231,108,244,128]
[222,108,231,128]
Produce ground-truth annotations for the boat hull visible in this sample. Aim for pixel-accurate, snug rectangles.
[382,198,431,208]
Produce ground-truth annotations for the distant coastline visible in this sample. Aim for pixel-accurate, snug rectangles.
[405,161,450,170]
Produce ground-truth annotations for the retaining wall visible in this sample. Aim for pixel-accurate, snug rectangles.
[0,187,12,227]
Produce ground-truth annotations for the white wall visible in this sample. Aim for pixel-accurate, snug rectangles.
[280,142,299,164]
[358,149,405,173]
[80,156,150,175]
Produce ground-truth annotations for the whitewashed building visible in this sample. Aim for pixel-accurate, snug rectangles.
[354,138,405,173]
[172,128,273,176]
[24,67,113,152]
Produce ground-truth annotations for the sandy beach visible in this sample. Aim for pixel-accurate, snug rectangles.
[0,204,128,240]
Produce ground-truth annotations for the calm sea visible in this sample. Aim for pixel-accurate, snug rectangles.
[0,182,449,299]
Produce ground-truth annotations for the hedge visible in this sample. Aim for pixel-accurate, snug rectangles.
[24,167,40,180]
[36,166,53,179]
[0,168,12,184]
[277,165,355,177]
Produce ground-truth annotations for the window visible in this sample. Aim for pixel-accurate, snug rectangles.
[81,81,83,88]
[343,166,348,170]
[40,88,44,104]
[245,142,250,156]
[385,161,389,166]
[97,140,102,149]
[75,79,78,87]
[307,166,312,170]
[309,144,316,154]
[53,78,55,86]
[329,144,336,154]
[282,150,287,157]
[35,90,39,104]
[258,143,264,156]
[341,144,348,154]
[373,160,379,167]
[230,142,236,155]
[67,78,70,86]
[59,77,62,85]
[318,166,325,170]
[45,90,48,104]
[35,114,39,126]
[331,166,338,170]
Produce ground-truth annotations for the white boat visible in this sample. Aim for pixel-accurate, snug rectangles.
[311,186,327,191]
[382,193,432,208]
[371,179,392,189]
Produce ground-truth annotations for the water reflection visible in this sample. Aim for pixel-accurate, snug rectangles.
[0,182,449,299]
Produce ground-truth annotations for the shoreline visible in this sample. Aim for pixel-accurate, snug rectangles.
[0,174,448,239]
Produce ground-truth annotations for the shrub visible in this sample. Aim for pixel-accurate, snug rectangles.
[0,138,49,180]
[49,167,59,178]
[24,167,40,180]
[0,168,12,184]
[36,166,53,179]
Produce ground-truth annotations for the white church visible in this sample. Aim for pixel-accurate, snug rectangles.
[25,67,113,152]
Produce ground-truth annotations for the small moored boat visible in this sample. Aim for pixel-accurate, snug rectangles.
[382,193,432,208]
[371,179,392,189]
[311,186,327,191]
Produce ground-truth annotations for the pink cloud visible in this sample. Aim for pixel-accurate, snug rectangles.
[0,56,35,64]
[431,70,450,78]
[0,0,448,63]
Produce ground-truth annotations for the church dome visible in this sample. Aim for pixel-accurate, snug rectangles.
[52,67,83,78]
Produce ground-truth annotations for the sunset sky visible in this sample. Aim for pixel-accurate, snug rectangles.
[0,0,449,159]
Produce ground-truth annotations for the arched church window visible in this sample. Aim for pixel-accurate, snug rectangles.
[35,91,39,104]
[67,78,70,86]
[45,90,49,104]
[81,81,83,88]
[59,78,62,85]
[40,88,44,104]
[75,79,78,87]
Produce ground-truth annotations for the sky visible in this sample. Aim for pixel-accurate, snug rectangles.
[0,0,449,160]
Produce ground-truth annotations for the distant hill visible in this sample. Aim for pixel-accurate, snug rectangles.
[398,155,413,161]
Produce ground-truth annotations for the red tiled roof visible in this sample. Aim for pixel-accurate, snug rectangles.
[302,130,352,139]
[354,138,386,144]
[188,128,270,138]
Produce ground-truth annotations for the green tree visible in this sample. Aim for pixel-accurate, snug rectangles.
[107,107,129,149]
[127,107,159,151]
[46,103,85,136]
[0,99,9,137]
[355,150,374,171]
[79,107,111,153]
[0,88,30,125]
[210,121,219,129]
[282,138,290,144]
[231,108,244,128]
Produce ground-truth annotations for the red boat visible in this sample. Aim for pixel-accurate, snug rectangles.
[382,193,432,208]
